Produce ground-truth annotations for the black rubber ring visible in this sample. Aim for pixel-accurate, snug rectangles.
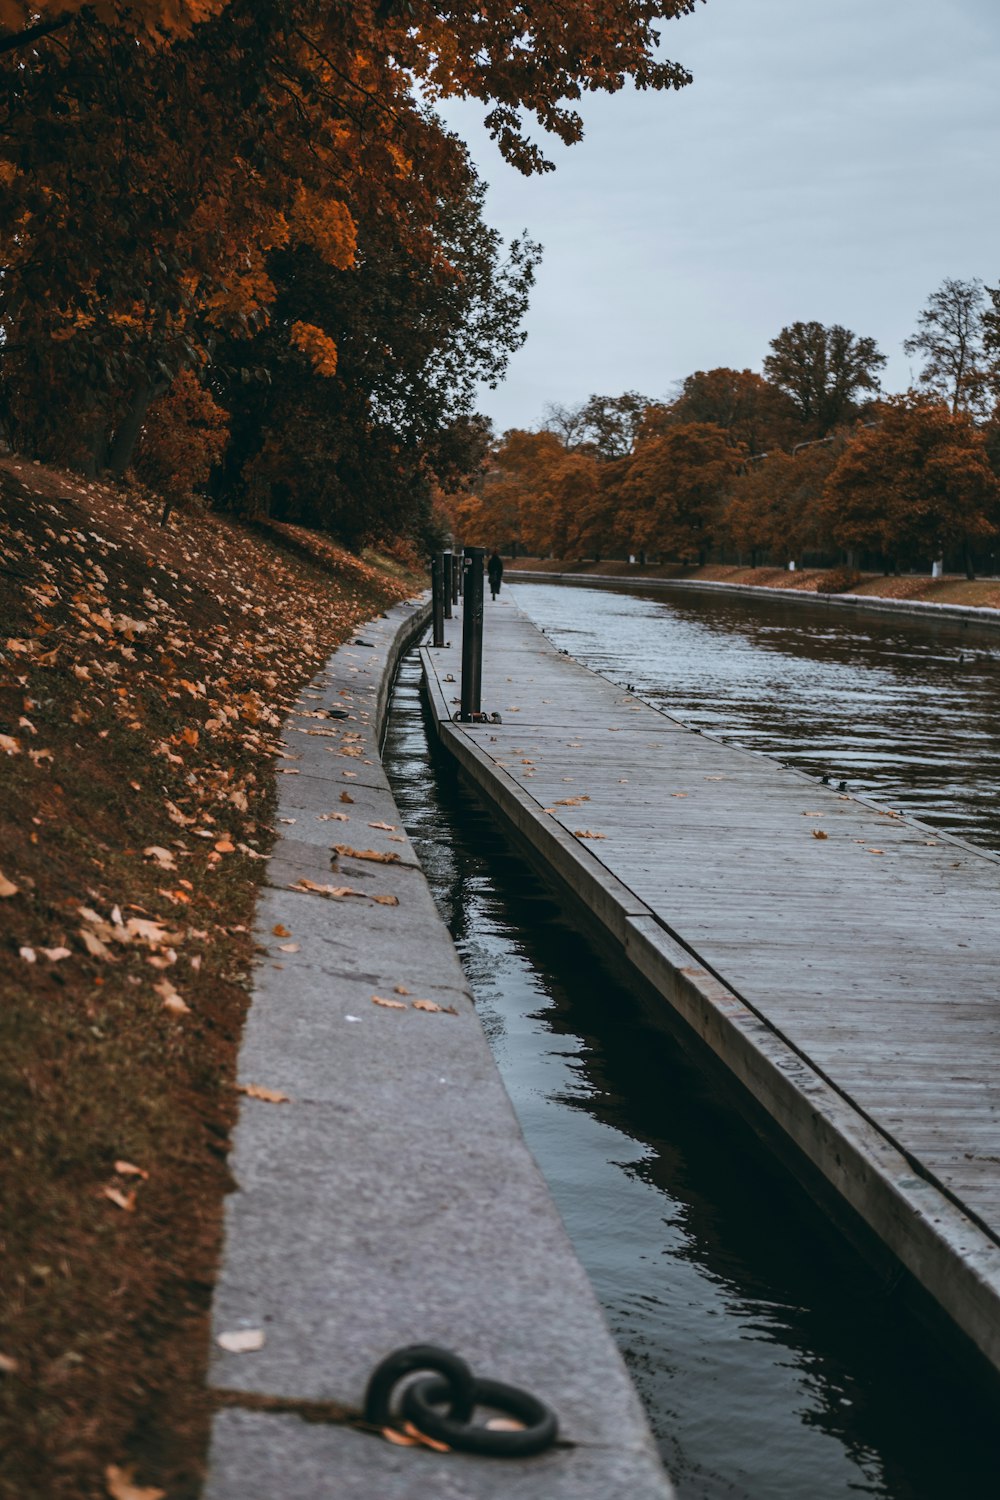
[401,1373,559,1457]
[363,1345,476,1428]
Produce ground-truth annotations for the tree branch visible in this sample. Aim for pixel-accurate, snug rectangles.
[0,14,75,57]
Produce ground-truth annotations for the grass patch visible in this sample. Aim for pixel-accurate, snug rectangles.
[0,459,419,1498]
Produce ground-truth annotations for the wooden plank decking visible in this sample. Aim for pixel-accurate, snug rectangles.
[422,594,1000,1374]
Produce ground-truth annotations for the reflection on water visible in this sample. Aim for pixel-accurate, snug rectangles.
[512,581,1000,848]
[384,655,1000,1500]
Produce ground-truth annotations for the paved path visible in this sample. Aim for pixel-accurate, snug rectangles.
[204,598,672,1499]
[423,593,1000,1376]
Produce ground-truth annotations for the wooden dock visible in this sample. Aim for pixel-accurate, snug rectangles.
[422,595,1000,1377]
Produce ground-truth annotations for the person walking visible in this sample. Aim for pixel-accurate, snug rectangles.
[487,549,504,600]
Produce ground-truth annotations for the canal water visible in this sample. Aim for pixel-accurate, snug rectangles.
[382,588,1000,1500]
[511,579,1000,851]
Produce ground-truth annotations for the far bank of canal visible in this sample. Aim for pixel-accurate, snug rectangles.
[384,622,1000,1500]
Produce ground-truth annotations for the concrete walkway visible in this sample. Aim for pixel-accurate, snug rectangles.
[423,593,1000,1380]
[203,598,673,1498]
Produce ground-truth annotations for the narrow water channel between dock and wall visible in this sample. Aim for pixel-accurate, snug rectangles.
[384,652,1000,1500]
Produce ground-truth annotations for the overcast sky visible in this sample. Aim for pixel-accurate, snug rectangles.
[438,0,1000,433]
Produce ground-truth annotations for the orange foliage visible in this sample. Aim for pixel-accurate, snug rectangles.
[819,398,1000,563]
[136,371,228,500]
[620,423,745,561]
[723,440,844,560]
[289,322,339,379]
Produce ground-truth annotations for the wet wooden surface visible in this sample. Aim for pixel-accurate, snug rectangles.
[429,597,1000,1241]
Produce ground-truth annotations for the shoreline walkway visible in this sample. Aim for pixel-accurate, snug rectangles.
[423,593,1000,1378]
[203,597,672,1499]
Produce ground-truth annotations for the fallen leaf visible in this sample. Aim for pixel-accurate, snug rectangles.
[412,999,442,1012]
[104,1463,166,1500]
[0,734,21,755]
[573,830,606,840]
[394,985,410,995]
[867,847,885,855]
[371,893,399,906]
[272,924,291,938]
[0,1353,19,1375]
[217,1328,265,1353]
[368,821,396,831]
[79,928,115,961]
[401,1421,450,1453]
[372,995,407,1009]
[19,946,36,963]
[155,978,190,1014]
[237,1083,289,1103]
[114,1161,149,1179]
[553,795,590,807]
[0,871,19,898]
[382,1426,420,1448]
[291,878,364,899]
[339,791,354,804]
[214,839,235,854]
[812,830,828,840]
[318,811,349,821]
[134,918,183,949]
[39,946,71,962]
[333,845,400,864]
[143,846,177,871]
[102,1186,136,1212]
[277,942,299,953]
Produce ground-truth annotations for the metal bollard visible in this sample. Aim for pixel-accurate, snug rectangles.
[456,545,464,599]
[431,553,445,647]
[450,550,460,606]
[460,546,485,720]
[442,550,453,619]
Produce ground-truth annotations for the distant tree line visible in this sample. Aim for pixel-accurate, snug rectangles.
[446,285,1000,579]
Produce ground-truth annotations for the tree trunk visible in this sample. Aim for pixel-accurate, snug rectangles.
[964,545,976,581]
[106,375,163,478]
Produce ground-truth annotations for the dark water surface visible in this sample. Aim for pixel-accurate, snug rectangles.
[383,608,1000,1498]
[513,580,1000,851]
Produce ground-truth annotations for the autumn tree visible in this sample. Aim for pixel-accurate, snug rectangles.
[1,0,701,544]
[567,456,632,558]
[763,321,887,435]
[722,438,844,563]
[136,370,229,525]
[979,284,1000,412]
[218,158,540,547]
[668,367,801,454]
[904,278,989,417]
[620,422,744,563]
[545,391,651,460]
[819,398,1000,578]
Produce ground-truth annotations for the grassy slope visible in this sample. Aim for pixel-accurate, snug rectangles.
[509,557,1000,609]
[0,459,419,1499]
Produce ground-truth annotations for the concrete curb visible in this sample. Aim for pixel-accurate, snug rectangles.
[422,620,1000,1380]
[508,569,1000,633]
[202,596,673,1498]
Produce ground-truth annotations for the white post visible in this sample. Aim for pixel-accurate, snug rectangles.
[932,558,943,579]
